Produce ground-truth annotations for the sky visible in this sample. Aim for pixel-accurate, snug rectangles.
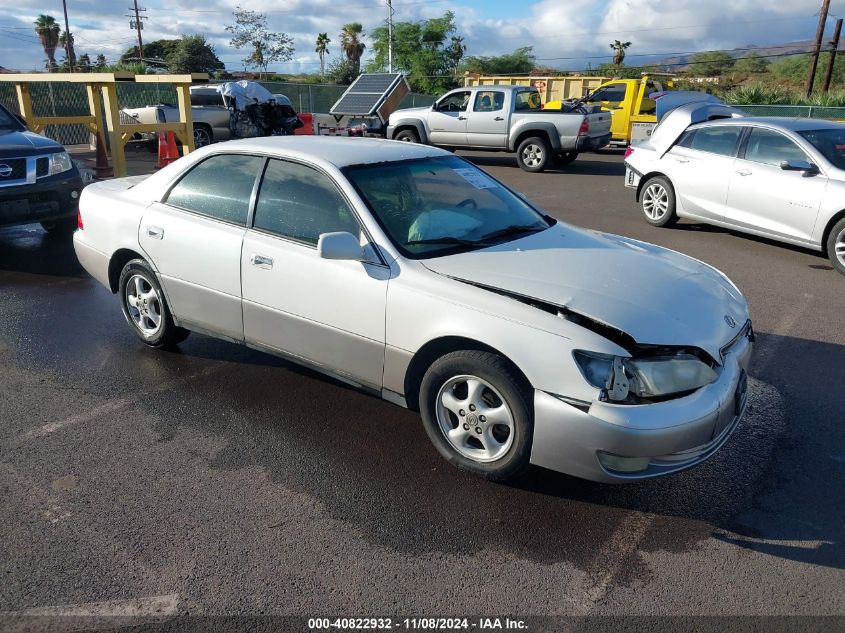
[0,0,843,75]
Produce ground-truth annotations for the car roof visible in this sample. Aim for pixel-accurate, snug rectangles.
[696,116,845,132]
[207,135,451,168]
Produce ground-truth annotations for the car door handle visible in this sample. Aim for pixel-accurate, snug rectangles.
[458,116,467,120]
[494,116,504,121]
[735,169,752,176]
[146,225,164,240]
[672,157,689,164]
[250,254,273,269]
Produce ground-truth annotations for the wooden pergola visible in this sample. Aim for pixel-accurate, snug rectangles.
[0,72,208,177]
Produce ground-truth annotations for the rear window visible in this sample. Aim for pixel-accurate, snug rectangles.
[677,126,742,157]
[514,91,541,111]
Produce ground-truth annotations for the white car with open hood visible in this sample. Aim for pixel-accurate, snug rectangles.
[73,136,753,483]
[624,100,845,275]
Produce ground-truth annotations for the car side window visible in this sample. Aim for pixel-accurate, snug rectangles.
[473,91,504,112]
[165,154,263,225]
[743,128,809,166]
[253,159,360,246]
[588,84,627,107]
[685,126,742,157]
[436,92,470,112]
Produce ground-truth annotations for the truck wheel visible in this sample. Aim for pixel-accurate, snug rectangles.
[395,129,420,143]
[516,136,551,172]
[640,176,678,227]
[193,125,213,148]
[553,151,579,167]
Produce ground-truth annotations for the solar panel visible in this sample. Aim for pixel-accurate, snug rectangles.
[330,73,407,117]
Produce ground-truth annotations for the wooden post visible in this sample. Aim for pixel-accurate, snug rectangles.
[807,0,832,97]
[823,18,843,93]
[175,82,195,152]
[14,82,38,132]
[99,83,127,177]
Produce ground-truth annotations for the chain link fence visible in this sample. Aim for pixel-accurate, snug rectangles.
[0,79,437,146]
[737,104,845,119]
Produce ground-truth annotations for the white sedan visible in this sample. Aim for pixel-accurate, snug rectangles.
[624,101,845,275]
[73,137,752,483]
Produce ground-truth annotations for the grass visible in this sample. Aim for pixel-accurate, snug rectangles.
[722,82,845,107]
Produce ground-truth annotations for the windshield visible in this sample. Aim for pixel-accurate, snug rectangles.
[798,128,845,170]
[0,106,24,132]
[344,156,551,258]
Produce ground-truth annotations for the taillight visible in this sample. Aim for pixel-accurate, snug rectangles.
[578,119,590,135]
[77,208,83,230]
[624,146,634,159]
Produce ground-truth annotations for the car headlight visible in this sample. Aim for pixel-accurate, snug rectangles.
[50,151,73,175]
[573,350,717,401]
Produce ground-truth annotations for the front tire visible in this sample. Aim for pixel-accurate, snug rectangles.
[394,129,420,143]
[516,136,551,172]
[118,259,190,348]
[826,217,845,275]
[640,175,678,227]
[419,350,533,482]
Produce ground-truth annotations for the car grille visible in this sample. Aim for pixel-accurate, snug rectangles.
[0,158,26,181]
[35,157,49,177]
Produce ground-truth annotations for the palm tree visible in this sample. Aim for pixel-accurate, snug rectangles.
[59,30,76,68]
[449,36,466,74]
[315,32,330,81]
[34,14,61,71]
[610,40,631,67]
[340,23,365,75]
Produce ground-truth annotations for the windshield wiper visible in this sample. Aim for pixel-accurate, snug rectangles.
[478,224,545,242]
[405,236,482,246]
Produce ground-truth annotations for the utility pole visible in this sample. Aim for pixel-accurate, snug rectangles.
[61,0,72,73]
[126,0,147,61]
[806,0,831,97]
[823,18,843,92]
[387,0,394,73]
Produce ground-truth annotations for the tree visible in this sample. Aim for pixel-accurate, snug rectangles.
[226,6,294,78]
[33,14,60,71]
[95,53,107,70]
[610,40,631,67]
[316,32,330,81]
[59,30,76,68]
[448,35,466,74]
[327,57,358,85]
[734,52,770,75]
[462,47,536,75]
[76,53,91,72]
[166,35,225,74]
[340,23,365,75]
[368,12,460,92]
[121,39,179,66]
[688,51,735,76]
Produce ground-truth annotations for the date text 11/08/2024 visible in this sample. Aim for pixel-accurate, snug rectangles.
[307,617,528,630]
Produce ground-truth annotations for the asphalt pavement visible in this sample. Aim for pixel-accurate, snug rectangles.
[0,150,843,627]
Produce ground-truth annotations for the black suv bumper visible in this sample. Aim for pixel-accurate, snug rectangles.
[0,168,84,227]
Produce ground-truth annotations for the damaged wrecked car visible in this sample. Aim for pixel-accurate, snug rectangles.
[73,136,753,483]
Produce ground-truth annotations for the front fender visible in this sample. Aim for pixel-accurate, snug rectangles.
[389,118,429,144]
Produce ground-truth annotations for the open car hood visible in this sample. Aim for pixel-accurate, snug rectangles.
[421,224,748,362]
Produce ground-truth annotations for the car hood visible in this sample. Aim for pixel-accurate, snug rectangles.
[0,129,64,156]
[421,224,748,361]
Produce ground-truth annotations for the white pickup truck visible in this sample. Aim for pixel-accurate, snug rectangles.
[386,86,611,172]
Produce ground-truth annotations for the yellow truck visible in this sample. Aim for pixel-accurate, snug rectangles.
[465,74,675,146]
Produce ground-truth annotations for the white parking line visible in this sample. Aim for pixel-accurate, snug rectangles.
[21,365,221,441]
[6,593,179,617]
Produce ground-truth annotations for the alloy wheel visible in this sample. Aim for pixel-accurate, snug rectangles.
[125,274,163,336]
[836,228,845,268]
[521,144,544,168]
[642,183,669,220]
[435,374,515,463]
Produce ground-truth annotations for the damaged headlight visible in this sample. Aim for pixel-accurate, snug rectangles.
[573,350,717,401]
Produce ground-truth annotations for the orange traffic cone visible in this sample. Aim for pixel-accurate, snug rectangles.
[166,131,180,161]
[156,132,170,168]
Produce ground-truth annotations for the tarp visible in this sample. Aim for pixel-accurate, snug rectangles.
[219,81,276,110]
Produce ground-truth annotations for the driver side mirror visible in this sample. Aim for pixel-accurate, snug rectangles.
[780,159,819,175]
[317,231,365,261]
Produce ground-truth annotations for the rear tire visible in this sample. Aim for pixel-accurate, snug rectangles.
[41,217,77,235]
[826,217,845,275]
[553,151,579,167]
[419,350,533,482]
[193,124,213,148]
[118,259,190,349]
[640,175,678,227]
[394,129,420,143]
[516,136,551,172]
